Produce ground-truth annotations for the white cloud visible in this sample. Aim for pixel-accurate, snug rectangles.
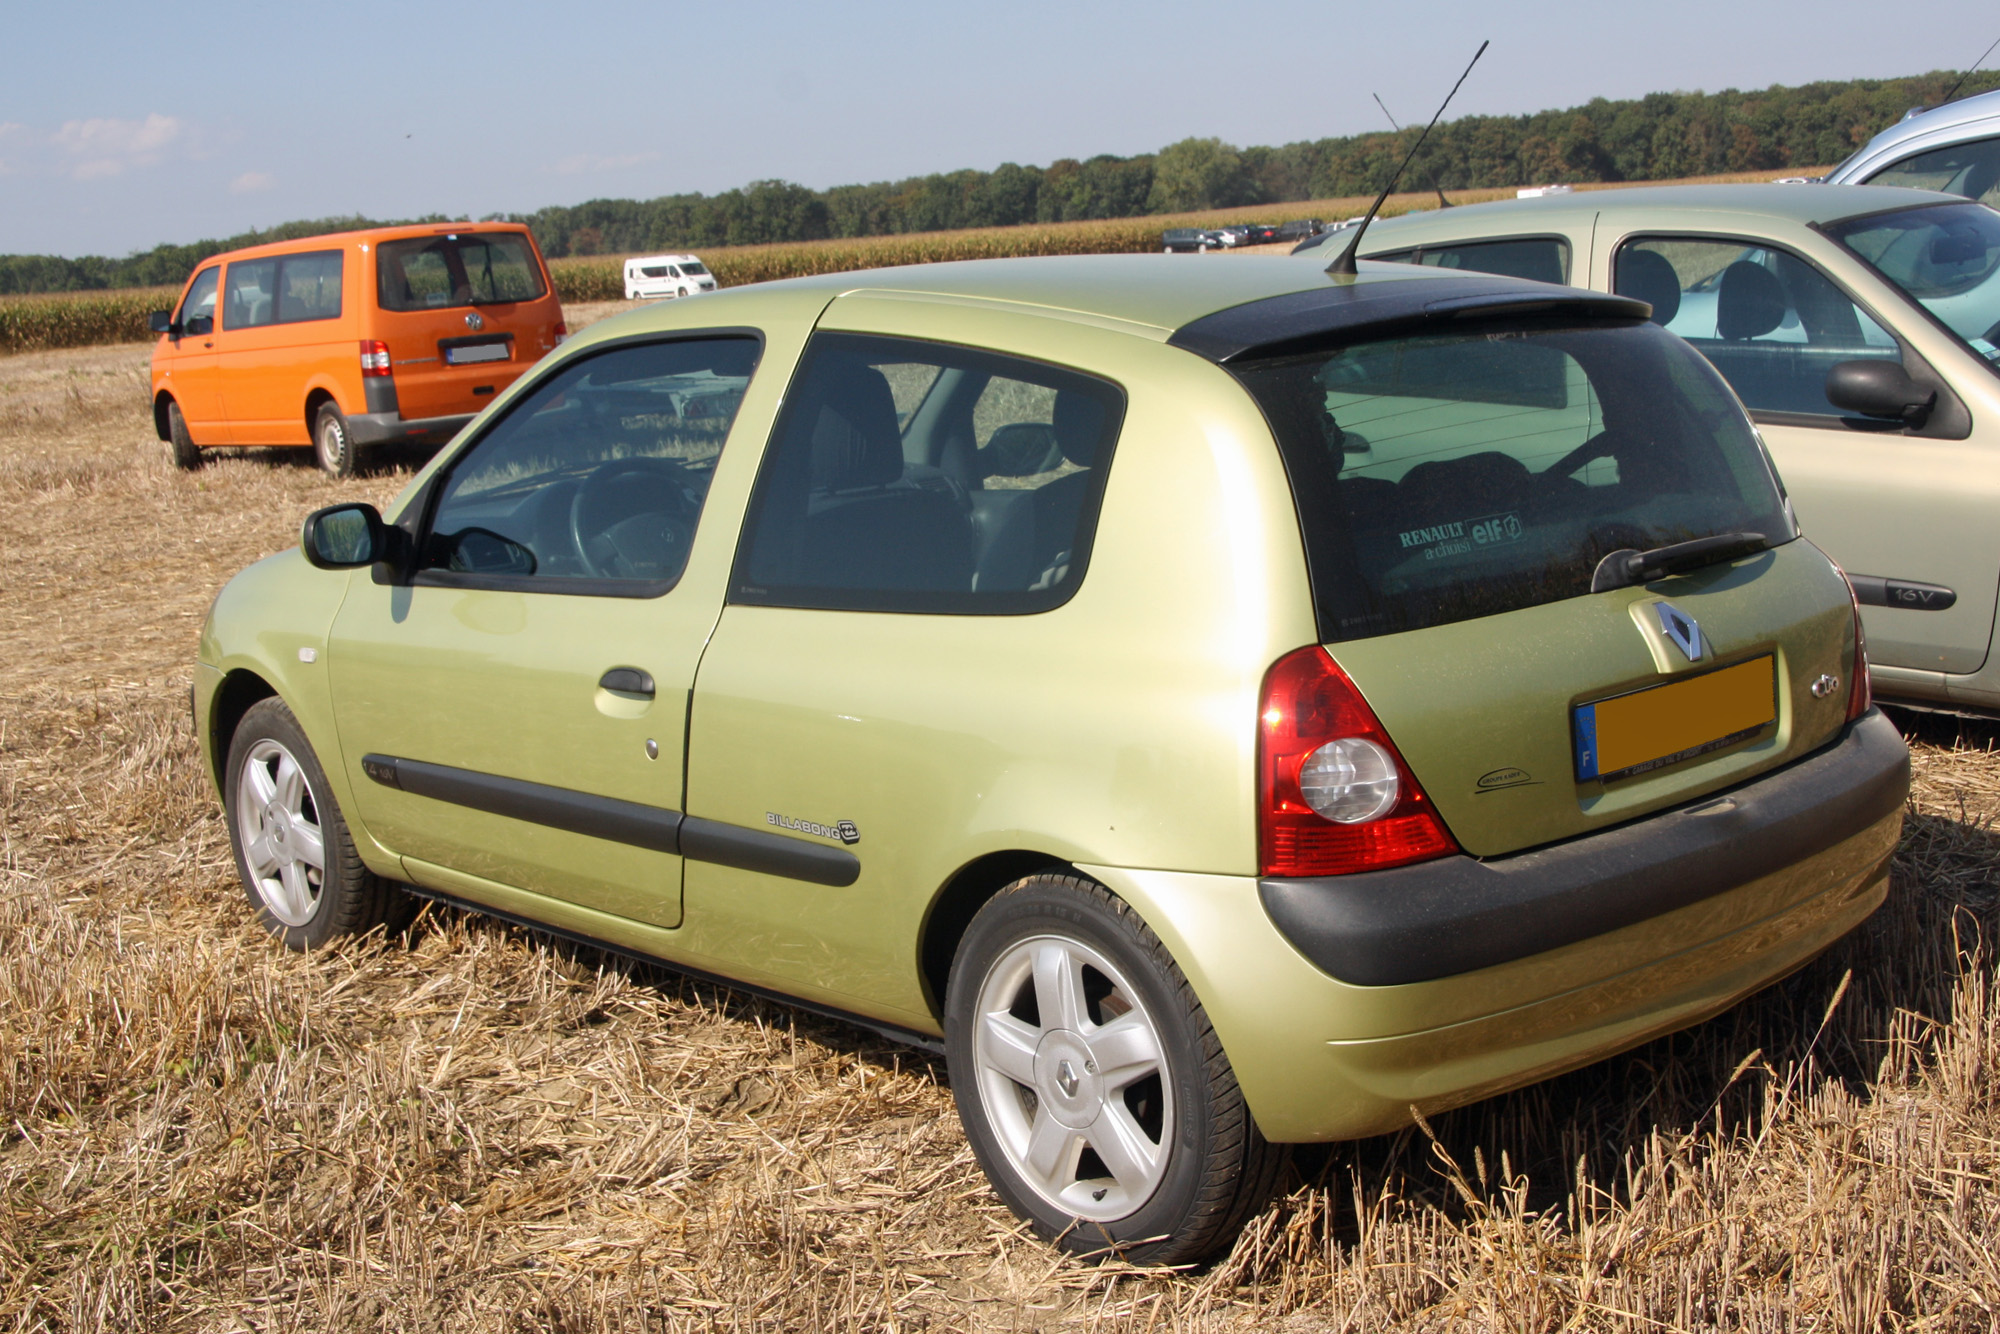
[50,113,183,179]
[549,150,659,176]
[229,170,275,194]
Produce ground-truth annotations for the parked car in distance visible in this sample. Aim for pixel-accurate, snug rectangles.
[1824,88,2000,205]
[1240,222,1282,245]
[624,253,717,300]
[197,251,1906,1265]
[1275,218,1325,242]
[1161,227,1209,253]
[1296,183,2000,714]
[148,223,566,476]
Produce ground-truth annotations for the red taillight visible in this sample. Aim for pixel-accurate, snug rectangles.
[1257,646,1458,878]
[359,340,391,377]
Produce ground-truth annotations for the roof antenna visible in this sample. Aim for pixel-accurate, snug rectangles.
[1940,33,2000,105]
[1372,93,1453,210]
[1329,40,1489,278]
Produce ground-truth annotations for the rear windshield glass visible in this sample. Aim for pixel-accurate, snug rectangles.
[376,232,547,312]
[1232,320,1795,641]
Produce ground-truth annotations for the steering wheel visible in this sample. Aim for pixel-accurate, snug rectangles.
[568,457,698,580]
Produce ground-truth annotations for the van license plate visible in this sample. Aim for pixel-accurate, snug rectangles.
[447,343,509,365]
[1573,655,1776,783]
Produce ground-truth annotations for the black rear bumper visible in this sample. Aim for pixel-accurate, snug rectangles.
[1260,709,1909,987]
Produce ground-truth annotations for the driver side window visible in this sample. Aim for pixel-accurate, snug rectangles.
[418,335,760,594]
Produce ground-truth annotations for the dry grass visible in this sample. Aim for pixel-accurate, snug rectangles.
[0,341,1995,1332]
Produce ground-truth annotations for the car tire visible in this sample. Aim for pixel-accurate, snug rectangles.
[944,873,1285,1266]
[165,399,200,470]
[314,402,357,477]
[224,696,413,950]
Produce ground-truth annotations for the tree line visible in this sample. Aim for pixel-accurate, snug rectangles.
[7,68,1996,293]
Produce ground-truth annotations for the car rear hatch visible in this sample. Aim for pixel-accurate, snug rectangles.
[372,229,563,420]
[1193,277,1860,858]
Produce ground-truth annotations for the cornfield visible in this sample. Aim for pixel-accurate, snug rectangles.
[0,286,177,355]
[3,167,1825,356]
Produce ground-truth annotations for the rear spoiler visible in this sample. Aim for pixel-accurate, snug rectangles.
[1167,273,1652,364]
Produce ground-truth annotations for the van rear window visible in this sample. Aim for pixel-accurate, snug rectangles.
[1232,321,1794,641]
[376,232,547,312]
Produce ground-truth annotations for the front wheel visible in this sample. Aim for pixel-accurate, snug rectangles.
[945,874,1285,1265]
[224,696,412,949]
[165,400,200,469]
[314,402,356,477]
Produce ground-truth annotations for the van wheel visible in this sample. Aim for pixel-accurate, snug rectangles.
[165,400,200,470]
[314,403,356,477]
[224,696,413,950]
[944,874,1285,1266]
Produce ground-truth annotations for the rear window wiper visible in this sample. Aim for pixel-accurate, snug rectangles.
[1591,532,1768,592]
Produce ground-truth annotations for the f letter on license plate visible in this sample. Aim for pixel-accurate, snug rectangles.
[1573,655,1776,783]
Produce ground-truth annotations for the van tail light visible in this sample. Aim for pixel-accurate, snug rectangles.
[359,340,391,377]
[1258,646,1459,878]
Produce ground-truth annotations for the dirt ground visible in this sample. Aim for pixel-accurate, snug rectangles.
[1,333,1997,1332]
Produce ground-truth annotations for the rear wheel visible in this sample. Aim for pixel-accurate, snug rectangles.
[224,697,411,949]
[945,873,1285,1265]
[314,402,356,477]
[165,400,200,470]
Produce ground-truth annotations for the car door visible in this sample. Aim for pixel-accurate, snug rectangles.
[1612,233,2000,676]
[679,322,1126,1020]
[324,333,763,926]
[161,264,224,440]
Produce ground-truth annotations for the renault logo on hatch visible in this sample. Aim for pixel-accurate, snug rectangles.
[1656,601,1705,663]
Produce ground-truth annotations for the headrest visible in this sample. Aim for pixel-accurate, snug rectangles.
[1617,250,1682,326]
[1398,451,1531,511]
[806,363,904,491]
[1052,392,1106,467]
[1716,261,1788,341]
[1960,156,2000,203]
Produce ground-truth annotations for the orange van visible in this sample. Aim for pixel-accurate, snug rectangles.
[148,223,565,474]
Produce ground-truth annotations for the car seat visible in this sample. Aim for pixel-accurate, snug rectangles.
[1028,392,1109,585]
[1715,261,1788,341]
[796,362,975,592]
[1615,250,1682,326]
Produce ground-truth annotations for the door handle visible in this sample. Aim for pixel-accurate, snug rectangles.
[598,667,656,697]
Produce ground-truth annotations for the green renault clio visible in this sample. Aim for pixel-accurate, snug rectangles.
[195,252,1908,1264]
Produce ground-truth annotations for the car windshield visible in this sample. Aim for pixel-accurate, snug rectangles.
[678,260,708,275]
[1825,202,2000,368]
[1231,320,1795,641]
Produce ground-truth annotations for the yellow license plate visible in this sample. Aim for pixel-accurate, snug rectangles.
[1573,655,1776,783]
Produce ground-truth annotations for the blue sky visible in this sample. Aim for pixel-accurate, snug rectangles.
[3,0,1996,257]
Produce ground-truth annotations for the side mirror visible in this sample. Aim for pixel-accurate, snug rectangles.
[184,314,213,337]
[301,503,392,569]
[148,310,177,336]
[1826,359,1936,426]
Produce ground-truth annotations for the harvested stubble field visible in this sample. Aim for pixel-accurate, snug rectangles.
[0,334,1996,1334]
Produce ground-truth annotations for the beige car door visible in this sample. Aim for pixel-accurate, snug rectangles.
[1610,233,1999,677]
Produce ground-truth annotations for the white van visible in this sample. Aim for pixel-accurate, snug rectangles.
[623,253,717,300]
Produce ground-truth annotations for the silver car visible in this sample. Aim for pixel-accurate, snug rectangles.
[1825,88,2000,205]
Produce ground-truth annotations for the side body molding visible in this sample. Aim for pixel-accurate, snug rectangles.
[360,754,860,887]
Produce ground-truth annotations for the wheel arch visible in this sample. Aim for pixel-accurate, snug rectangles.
[304,385,340,438]
[152,390,176,442]
[207,668,278,793]
[917,849,1077,1019]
